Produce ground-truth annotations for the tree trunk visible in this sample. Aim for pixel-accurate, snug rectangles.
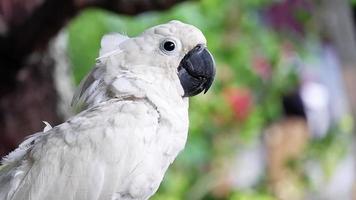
[0,48,62,156]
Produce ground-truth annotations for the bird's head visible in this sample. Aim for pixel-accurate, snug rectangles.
[117,20,216,97]
[72,21,216,110]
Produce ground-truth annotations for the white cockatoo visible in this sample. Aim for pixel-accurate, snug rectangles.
[0,20,215,200]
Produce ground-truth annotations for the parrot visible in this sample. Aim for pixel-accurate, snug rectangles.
[0,20,215,200]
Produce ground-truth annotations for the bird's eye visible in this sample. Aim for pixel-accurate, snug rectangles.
[160,39,178,54]
[163,41,175,51]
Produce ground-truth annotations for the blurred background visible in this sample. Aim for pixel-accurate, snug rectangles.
[1,0,356,199]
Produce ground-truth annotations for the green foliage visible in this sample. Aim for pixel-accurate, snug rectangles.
[306,123,350,177]
[230,191,275,200]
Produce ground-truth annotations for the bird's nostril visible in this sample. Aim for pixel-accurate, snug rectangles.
[194,44,204,52]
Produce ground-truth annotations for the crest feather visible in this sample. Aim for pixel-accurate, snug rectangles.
[99,33,129,57]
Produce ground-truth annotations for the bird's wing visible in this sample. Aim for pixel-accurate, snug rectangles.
[71,65,107,110]
[71,33,129,110]
[0,99,160,200]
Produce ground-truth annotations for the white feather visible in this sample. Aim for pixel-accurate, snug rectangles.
[99,33,129,58]
[42,121,52,132]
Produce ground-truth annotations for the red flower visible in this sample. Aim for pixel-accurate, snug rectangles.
[224,88,253,121]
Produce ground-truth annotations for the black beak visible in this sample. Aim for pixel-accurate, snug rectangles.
[178,44,216,97]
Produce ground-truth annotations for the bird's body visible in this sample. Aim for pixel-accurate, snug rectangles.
[0,20,215,200]
[1,98,187,200]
